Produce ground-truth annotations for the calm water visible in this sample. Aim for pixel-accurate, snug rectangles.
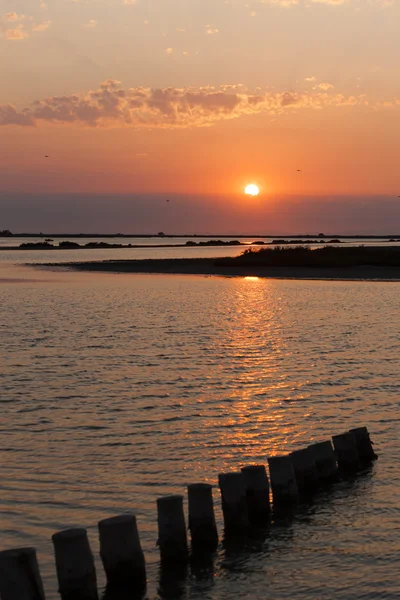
[0,250,399,599]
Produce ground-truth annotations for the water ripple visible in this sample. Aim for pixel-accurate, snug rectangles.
[0,274,399,599]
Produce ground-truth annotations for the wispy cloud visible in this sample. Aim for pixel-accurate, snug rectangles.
[0,79,375,129]
[4,12,20,22]
[33,20,52,32]
[4,26,29,40]
[0,11,51,39]
[82,19,98,28]
[205,25,219,35]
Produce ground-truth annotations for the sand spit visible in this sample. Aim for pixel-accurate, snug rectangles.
[36,258,400,281]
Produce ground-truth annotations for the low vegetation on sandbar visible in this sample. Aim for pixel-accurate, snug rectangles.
[215,245,400,268]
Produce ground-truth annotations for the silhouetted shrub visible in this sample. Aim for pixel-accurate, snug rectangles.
[19,242,53,249]
[215,245,400,268]
[59,241,80,248]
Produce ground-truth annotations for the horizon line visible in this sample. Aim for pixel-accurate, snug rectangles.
[2,233,400,239]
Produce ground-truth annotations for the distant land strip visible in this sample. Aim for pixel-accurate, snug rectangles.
[36,246,400,281]
[1,238,344,251]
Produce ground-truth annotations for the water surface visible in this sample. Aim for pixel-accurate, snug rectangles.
[0,258,399,599]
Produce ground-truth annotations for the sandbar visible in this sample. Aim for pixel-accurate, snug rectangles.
[36,258,400,281]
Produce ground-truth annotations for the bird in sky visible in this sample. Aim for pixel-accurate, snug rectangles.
[296,169,302,172]
[166,199,170,202]
[44,155,49,158]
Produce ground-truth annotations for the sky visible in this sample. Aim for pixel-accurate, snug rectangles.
[1,0,400,234]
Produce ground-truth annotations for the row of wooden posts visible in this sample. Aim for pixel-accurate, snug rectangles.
[0,426,377,600]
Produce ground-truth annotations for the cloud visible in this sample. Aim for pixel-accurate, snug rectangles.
[1,12,51,39]
[32,20,52,31]
[82,19,98,28]
[1,12,29,40]
[0,79,375,129]
[5,26,29,39]
[205,25,219,35]
[5,12,19,21]
[0,104,34,126]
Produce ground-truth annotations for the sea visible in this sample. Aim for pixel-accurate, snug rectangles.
[1,237,399,599]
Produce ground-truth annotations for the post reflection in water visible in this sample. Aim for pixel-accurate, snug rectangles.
[157,562,188,600]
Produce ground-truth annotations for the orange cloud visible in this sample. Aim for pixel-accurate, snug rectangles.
[0,79,372,129]
[32,20,51,31]
[4,25,29,39]
[1,11,51,39]
[5,12,19,21]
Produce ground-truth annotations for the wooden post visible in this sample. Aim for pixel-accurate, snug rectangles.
[218,472,248,533]
[349,427,377,463]
[52,528,98,600]
[187,483,218,551]
[241,465,270,523]
[290,447,318,494]
[307,441,338,482]
[0,547,46,600]
[98,514,146,591]
[267,456,299,508]
[332,432,360,472]
[157,495,188,563]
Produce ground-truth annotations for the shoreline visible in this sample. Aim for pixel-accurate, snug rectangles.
[35,258,400,281]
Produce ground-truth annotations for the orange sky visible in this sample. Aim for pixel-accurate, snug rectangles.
[1,0,400,232]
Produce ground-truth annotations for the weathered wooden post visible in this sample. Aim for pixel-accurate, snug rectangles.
[307,441,338,482]
[98,514,146,591]
[267,456,299,508]
[332,432,360,472]
[157,495,188,563]
[218,472,249,533]
[0,547,46,600]
[349,427,377,463]
[241,465,270,523]
[290,447,318,494]
[52,528,98,600]
[187,483,219,551]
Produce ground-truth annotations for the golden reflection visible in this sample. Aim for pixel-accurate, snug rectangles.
[211,278,293,463]
[210,279,314,466]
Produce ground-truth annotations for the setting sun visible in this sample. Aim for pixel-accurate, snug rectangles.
[245,184,260,196]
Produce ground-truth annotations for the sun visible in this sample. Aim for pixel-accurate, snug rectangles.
[245,184,259,196]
